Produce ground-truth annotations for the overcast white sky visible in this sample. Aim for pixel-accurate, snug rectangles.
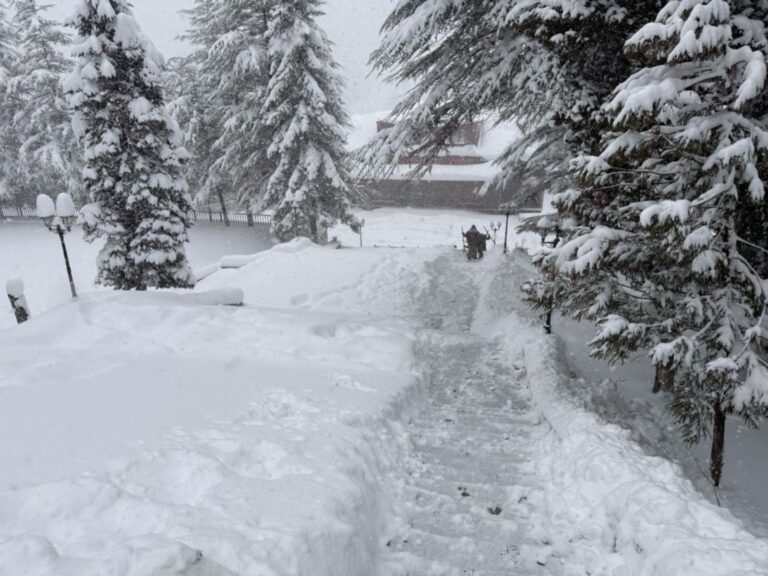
[48,0,403,114]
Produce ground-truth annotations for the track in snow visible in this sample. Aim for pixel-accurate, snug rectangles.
[382,253,561,576]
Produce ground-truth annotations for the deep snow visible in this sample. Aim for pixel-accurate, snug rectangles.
[0,239,431,575]
[1,213,767,575]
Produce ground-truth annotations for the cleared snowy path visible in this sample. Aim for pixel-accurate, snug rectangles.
[382,254,559,575]
[380,250,768,576]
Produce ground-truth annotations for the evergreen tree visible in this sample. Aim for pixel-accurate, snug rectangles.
[261,0,359,242]
[0,0,13,83]
[65,0,194,290]
[179,0,274,210]
[3,0,80,206]
[0,0,18,201]
[542,0,768,486]
[164,56,217,206]
[366,1,662,203]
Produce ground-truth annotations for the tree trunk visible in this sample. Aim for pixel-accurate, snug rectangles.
[653,364,674,394]
[544,307,553,335]
[710,406,727,487]
[216,189,230,227]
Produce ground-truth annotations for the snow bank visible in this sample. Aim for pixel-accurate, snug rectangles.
[0,240,434,576]
[476,253,768,575]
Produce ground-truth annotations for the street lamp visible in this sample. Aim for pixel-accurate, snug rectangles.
[502,208,512,254]
[36,193,78,299]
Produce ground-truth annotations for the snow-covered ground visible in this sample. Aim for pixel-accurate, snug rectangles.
[0,238,433,575]
[553,308,768,537]
[1,210,767,575]
[332,207,540,250]
[0,221,271,329]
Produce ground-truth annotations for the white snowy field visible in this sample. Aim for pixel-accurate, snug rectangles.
[0,221,271,330]
[0,210,767,575]
[332,207,540,250]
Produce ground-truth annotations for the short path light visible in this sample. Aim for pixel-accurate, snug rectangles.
[36,193,78,299]
[6,278,30,324]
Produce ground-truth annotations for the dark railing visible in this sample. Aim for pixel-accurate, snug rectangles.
[362,200,541,216]
[0,206,37,218]
[1,206,272,227]
[189,210,272,226]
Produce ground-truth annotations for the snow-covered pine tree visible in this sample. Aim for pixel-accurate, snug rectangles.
[164,56,218,207]
[733,0,768,278]
[261,0,358,242]
[0,0,13,86]
[3,0,81,206]
[0,0,18,202]
[366,1,559,192]
[367,1,661,206]
[179,0,274,211]
[547,0,768,486]
[65,0,194,290]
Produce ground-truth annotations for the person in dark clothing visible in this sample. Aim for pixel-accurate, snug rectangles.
[477,229,491,258]
[463,225,481,260]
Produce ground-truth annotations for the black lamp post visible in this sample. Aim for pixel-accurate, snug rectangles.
[36,193,78,299]
[502,209,511,254]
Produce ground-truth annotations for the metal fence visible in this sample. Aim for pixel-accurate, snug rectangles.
[190,210,272,226]
[1,206,272,227]
[363,200,541,216]
[0,206,36,218]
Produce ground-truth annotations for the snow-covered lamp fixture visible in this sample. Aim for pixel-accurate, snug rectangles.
[35,194,55,227]
[36,193,78,298]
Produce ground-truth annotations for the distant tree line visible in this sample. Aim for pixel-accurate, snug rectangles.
[0,0,80,207]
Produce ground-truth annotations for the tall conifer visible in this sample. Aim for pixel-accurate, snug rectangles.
[66,0,194,289]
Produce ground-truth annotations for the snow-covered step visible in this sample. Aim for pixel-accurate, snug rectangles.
[388,528,523,574]
[380,255,563,576]
[405,477,531,504]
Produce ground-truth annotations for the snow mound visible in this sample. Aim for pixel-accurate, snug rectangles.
[270,237,316,253]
